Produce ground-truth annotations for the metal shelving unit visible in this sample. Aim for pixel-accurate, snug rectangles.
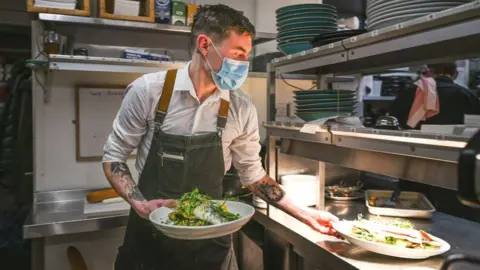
[265,1,480,196]
[269,1,480,76]
[38,13,276,46]
[362,96,395,101]
[48,54,187,73]
[264,121,467,191]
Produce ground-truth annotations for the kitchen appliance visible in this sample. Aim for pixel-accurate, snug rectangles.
[374,115,401,130]
[458,129,480,208]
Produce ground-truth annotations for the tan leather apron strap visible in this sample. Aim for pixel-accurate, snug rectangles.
[217,98,230,130]
[154,69,177,130]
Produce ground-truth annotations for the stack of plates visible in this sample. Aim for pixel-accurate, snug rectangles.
[366,0,472,30]
[276,4,338,55]
[293,90,357,121]
[311,29,367,48]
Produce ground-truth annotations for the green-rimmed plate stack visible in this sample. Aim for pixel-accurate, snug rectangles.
[293,89,357,121]
[276,3,338,55]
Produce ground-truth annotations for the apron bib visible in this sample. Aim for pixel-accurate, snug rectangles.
[114,70,237,270]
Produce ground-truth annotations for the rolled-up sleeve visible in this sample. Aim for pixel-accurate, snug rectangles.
[102,78,149,163]
[230,104,267,186]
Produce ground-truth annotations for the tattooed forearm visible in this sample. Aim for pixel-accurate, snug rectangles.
[248,176,285,203]
[104,162,146,202]
[125,182,146,201]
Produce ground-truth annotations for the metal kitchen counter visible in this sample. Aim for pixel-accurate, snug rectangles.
[24,189,480,270]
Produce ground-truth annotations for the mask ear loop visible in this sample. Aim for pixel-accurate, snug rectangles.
[203,37,224,73]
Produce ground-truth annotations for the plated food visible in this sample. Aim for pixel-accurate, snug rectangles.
[149,189,255,240]
[166,189,240,226]
[350,216,440,250]
[332,215,450,259]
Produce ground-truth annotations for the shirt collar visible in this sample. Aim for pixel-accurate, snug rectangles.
[173,61,230,103]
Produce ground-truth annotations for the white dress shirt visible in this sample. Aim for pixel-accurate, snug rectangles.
[102,63,266,186]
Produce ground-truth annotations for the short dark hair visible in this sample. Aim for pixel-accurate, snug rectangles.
[428,62,457,76]
[189,4,256,52]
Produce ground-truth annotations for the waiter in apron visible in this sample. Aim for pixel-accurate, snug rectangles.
[103,4,339,270]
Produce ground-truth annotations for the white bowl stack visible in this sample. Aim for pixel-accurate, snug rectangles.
[366,0,473,30]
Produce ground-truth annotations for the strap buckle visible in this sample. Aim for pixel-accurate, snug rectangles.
[154,110,167,131]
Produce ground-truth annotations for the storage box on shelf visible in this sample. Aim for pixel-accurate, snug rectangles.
[99,0,154,23]
[27,0,90,17]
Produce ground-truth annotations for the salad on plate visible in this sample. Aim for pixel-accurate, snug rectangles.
[166,189,241,226]
[350,215,442,250]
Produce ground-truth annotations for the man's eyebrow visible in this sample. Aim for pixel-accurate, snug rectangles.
[234,46,247,53]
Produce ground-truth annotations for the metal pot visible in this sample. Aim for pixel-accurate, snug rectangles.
[375,115,401,130]
[223,167,249,198]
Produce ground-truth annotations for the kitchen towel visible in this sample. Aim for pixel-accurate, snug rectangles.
[407,77,439,128]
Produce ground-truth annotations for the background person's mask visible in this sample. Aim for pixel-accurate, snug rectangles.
[204,41,249,91]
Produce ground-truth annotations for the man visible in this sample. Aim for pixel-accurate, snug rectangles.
[389,63,480,223]
[103,5,338,270]
[390,62,480,129]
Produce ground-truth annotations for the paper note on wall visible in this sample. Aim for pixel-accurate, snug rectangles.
[76,87,137,161]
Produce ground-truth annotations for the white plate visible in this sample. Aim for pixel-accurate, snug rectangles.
[332,221,451,259]
[149,200,255,240]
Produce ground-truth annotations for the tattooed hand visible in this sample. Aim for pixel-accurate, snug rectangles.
[248,176,285,203]
[248,175,340,238]
[104,162,176,219]
[131,199,177,219]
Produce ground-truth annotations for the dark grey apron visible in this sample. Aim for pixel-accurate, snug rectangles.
[114,69,237,270]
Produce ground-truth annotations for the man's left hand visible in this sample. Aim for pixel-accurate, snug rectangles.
[297,209,340,237]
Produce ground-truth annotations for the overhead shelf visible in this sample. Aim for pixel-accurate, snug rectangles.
[47,54,187,73]
[270,0,480,75]
[362,96,395,101]
[264,121,467,190]
[38,13,276,45]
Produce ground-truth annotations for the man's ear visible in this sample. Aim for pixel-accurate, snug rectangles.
[196,34,210,57]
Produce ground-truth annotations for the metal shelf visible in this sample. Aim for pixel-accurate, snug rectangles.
[48,54,187,73]
[264,122,468,190]
[38,13,276,45]
[362,96,395,101]
[270,0,480,75]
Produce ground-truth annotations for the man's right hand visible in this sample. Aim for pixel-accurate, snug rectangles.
[130,199,177,219]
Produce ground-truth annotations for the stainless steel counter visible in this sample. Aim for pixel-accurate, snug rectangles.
[24,189,480,270]
[23,189,128,239]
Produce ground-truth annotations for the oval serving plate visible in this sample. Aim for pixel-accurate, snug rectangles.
[150,200,255,240]
[332,221,451,259]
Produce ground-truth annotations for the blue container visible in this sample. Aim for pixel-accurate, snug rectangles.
[155,0,172,24]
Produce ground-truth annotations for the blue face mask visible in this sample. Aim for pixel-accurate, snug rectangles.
[205,42,250,91]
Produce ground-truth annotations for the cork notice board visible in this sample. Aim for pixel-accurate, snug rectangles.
[75,86,136,161]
